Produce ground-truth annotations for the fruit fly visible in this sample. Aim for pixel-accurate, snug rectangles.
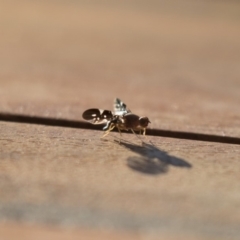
[82,98,150,139]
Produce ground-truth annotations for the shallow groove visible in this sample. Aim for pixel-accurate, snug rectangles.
[0,113,239,145]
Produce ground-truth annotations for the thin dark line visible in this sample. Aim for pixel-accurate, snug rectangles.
[0,113,239,145]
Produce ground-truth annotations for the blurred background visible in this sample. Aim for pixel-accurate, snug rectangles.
[0,0,240,239]
[0,0,239,135]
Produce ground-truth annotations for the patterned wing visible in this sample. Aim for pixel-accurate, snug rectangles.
[113,98,131,115]
[82,108,113,124]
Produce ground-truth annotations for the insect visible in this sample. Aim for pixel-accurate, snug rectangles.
[82,98,151,139]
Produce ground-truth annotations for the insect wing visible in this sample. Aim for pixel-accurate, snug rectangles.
[82,108,113,124]
[113,98,131,115]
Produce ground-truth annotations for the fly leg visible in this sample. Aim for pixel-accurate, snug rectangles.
[101,123,115,138]
[130,128,144,144]
[117,127,122,136]
[143,128,146,135]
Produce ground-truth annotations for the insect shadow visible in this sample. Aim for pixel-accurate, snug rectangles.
[116,140,192,175]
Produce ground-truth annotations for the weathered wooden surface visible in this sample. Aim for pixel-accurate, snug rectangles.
[0,122,240,239]
[0,223,141,240]
[0,0,240,239]
[0,0,239,137]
